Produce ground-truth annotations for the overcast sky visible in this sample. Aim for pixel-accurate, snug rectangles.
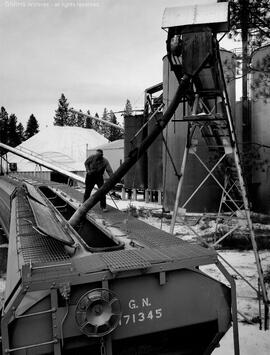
[0,0,233,128]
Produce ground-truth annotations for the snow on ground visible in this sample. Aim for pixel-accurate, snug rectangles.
[213,323,270,355]
[201,250,270,321]
[108,195,270,354]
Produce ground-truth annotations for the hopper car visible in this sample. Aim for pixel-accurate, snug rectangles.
[0,175,237,355]
[0,2,242,354]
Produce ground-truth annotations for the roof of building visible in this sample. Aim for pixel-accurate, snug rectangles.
[7,126,108,172]
[89,139,124,151]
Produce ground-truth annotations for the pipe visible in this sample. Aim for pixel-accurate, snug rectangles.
[69,109,124,131]
[69,74,190,227]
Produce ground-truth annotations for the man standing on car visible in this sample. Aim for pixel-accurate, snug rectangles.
[83,149,113,211]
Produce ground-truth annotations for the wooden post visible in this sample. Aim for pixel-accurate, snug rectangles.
[158,190,162,205]
[132,188,137,201]
[145,189,149,203]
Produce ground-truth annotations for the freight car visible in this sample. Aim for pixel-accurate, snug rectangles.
[0,2,242,354]
[0,175,237,355]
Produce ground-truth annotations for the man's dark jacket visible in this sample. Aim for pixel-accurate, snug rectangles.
[84,154,113,176]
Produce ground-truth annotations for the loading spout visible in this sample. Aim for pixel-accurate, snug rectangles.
[69,74,190,227]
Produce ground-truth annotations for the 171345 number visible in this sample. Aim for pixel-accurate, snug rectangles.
[119,308,162,326]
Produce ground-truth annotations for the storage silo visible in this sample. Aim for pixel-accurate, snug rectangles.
[163,56,221,212]
[250,44,270,213]
[162,55,186,210]
[124,115,148,190]
[162,50,236,213]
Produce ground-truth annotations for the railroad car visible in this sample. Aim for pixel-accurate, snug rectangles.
[0,176,235,354]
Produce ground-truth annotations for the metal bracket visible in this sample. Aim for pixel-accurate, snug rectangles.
[159,271,166,285]
[59,282,71,301]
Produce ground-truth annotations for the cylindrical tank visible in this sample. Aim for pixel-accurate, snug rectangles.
[162,49,237,212]
[162,55,186,210]
[124,115,147,189]
[147,112,163,190]
[250,44,270,213]
[162,56,222,212]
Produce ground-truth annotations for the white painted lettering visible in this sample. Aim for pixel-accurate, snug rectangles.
[142,297,151,307]
[128,299,138,309]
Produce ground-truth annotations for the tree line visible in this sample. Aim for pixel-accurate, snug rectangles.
[53,93,133,142]
[1,1,270,148]
[0,107,39,147]
[0,94,132,149]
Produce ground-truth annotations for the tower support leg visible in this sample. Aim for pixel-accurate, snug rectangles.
[170,143,189,234]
